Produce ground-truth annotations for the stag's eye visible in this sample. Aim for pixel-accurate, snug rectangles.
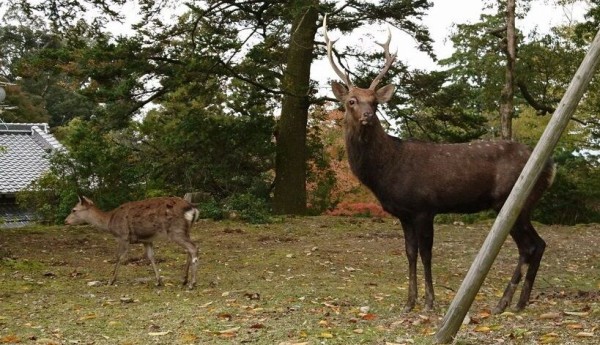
[348,99,356,106]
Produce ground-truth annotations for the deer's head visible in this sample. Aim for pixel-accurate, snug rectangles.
[65,195,95,225]
[324,16,396,128]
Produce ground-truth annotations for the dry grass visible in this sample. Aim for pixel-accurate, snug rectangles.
[0,216,598,344]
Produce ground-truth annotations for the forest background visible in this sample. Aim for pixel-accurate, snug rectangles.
[1,0,599,225]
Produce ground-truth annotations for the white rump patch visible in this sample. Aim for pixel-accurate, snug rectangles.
[184,209,198,222]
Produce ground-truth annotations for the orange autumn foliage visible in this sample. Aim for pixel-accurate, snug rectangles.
[307,108,389,218]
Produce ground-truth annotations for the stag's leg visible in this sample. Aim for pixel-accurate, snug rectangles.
[417,214,435,311]
[110,240,129,285]
[400,216,419,312]
[516,221,545,311]
[171,234,199,289]
[493,216,545,313]
[144,243,163,286]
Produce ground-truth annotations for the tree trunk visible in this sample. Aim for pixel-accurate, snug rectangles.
[499,0,516,140]
[272,2,318,215]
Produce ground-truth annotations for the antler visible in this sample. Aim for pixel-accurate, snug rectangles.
[369,27,397,90]
[323,15,353,88]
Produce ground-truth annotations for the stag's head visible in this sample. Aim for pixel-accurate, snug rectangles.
[324,16,396,128]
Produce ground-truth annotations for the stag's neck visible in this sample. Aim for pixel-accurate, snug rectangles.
[85,206,113,231]
[344,120,399,184]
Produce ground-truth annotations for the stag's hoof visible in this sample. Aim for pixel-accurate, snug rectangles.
[515,301,527,312]
[492,302,508,315]
[402,302,416,313]
[155,279,163,287]
[423,303,435,312]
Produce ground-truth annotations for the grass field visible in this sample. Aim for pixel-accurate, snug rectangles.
[0,216,598,344]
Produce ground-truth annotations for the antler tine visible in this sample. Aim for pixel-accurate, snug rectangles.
[323,15,353,88]
[369,27,397,90]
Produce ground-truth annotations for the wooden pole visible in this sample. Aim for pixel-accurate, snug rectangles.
[435,28,600,344]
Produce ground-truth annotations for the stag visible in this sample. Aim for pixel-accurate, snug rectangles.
[324,18,555,313]
[65,196,200,289]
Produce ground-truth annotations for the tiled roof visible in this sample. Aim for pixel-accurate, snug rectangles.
[0,123,65,194]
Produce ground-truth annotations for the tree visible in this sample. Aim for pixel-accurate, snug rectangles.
[272,1,318,214]
[499,0,516,139]
[8,0,435,215]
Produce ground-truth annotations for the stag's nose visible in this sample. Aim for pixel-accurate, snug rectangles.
[360,112,374,125]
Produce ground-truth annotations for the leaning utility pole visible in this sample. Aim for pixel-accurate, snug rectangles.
[435,27,600,344]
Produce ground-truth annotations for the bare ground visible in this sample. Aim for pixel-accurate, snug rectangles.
[0,216,598,344]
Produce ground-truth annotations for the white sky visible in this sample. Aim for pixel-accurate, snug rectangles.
[313,0,588,95]
[0,0,589,95]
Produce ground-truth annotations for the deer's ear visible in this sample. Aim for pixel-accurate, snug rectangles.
[331,81,349,101]
[376,84,395,103]
[81,196,94,206]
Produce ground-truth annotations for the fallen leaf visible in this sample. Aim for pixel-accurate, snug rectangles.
[566,323,584,329]
[1,335,20,343]
[353,328,363,334]
[478,310,492,318]
[539,312,561,319]
[78,313,97,321]
[575,332,594,337]
[319,332,334,338]
[539,332,559,344]
[564,311,589,317]
[250,323,265,329]
[199,301,213,308]
[474,326,491,333]
[361,313,377,320]
[179,333,198,342]
[217,313,232,321]
[218,327,240,334]
[148,331,171,336]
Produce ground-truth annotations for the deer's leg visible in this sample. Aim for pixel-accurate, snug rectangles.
[416,214,435,311]
[516,221,545,311]
[144,243,163,287]
[400,216,419,312]
[171,234,199,289]
[110,240,129,285]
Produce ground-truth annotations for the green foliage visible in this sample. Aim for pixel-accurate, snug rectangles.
[393,70,489,142]
[197,198,226,221]
[535,150,600,224]
[225,193,272,224]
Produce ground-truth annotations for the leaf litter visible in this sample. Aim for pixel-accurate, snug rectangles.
[0,218,598,344]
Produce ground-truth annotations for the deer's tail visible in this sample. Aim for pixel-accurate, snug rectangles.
[184,207,201,223]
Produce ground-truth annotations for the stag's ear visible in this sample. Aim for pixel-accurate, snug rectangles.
[376,84,395,104]
[331,81,349,101]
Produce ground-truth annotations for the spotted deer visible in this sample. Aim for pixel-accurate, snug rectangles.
[65,196,200,289]
[324,17,555,313]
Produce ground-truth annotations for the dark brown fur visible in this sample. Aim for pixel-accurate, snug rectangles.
[333,82,555,313]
